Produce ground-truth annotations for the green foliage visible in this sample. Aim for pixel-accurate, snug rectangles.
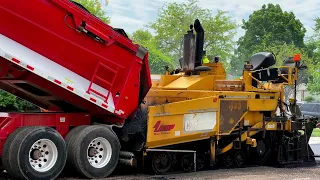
[230,4,307,78]
[267,43,311,100]
[73,0,110,24]
[304,96,315,103]
[150,0,237,67]
[315,17,320,31]
[131,29,154,47]
[148,48,173,74]
[0,90,37,112]
[305,18,320,64]
[238,4,306,56]
[131,29,173,74]
[312,128,320,137]
[228,52,247,78]
[307,62,320,94]
[306,17,320,94]
[266,43,310,68]
[228,43,311,78]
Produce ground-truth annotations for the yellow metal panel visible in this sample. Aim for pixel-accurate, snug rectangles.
[162,75,215,90]
[146,96,219,149]
[152,74,182,88]
[145,90,261,105]
[200,62,226,77]
[163,76,202,90]
[245,111,263,126]
[248,99,278,111]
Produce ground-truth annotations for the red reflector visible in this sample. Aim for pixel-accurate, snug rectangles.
[213,97,218,102]
[90,98,96,102]
[67,86,74,91]
[102,103,108,108]
[26,65,34,71]
[12,58,20,64]
[54,79,62,84]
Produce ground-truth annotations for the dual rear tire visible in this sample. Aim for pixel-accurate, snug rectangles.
[66,125,120,178]
[2,126,66,180]
[1,125,120,179]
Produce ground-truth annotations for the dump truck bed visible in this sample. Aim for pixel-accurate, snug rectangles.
[0,0,151,121]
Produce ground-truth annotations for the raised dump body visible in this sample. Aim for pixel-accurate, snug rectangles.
[0,0,151,122]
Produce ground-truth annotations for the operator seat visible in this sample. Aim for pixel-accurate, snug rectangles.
[250,52,278,87]
[250,52,276,71]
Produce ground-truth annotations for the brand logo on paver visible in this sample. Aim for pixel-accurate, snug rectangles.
[153,121,175,134]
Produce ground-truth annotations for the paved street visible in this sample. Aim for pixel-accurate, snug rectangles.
[59,140,320,180]
[61,161,320,180]
[2,138,320,180]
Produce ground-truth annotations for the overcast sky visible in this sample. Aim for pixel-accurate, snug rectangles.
[105,0,319,40]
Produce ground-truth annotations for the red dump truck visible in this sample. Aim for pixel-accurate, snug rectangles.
[0,0,151,179]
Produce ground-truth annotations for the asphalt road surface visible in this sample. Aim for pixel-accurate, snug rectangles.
[61,143,320,180]
[61,161,320,180]
[2,143,320,180]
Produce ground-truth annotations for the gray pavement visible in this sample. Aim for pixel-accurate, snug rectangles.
[58,143,320,180]
[2,141,320,180]
[104,165,320,180]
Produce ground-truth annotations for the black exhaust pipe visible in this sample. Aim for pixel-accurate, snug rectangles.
[182,25,196,72]
[194,19,205,68]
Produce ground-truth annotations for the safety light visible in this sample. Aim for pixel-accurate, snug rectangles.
[213,97,218,102]
[293,54,301,62]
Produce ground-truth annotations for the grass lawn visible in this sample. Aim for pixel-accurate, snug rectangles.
[312,128,320,137]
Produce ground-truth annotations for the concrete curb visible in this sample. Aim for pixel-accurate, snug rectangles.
[309,137,320,144]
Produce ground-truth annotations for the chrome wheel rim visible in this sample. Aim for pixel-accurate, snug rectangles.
[87,137,112,168]
[29,139,58,172]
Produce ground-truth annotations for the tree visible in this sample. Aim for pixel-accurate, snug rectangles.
[228,52,247,78]
[305,17,320,62]
[315,17,320,31]
[238,4,306,52]
[237,4,306,56]
[131,29,173,74]
[73,0,110,24]
[150,0,237,67]
[0,90,37,112]
[306,17,320,94]
[265,43,311,101]
[230,3,307,77]
[131,29,154,46]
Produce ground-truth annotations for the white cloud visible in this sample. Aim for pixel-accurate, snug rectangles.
[105,0,320,38]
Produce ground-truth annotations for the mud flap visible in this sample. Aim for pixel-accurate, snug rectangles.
[119,106,148,151]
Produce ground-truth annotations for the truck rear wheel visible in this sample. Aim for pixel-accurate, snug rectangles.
[3,126,67,180]
[62,125,88,176]
[68,125,120,178]
[65,126,88,163]
[2,127,32,178]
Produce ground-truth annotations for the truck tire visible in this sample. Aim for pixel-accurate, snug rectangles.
[69,125,120,178]
[62,125,88,176]
[65,125,88,162]
[6,126,67,180]
[2,127,33,178]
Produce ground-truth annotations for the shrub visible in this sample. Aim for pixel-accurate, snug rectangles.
[305,96,315,102]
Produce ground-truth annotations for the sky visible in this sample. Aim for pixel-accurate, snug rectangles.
[105,0,320,40]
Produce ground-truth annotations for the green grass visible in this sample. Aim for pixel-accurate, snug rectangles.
[311,128,320,137]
